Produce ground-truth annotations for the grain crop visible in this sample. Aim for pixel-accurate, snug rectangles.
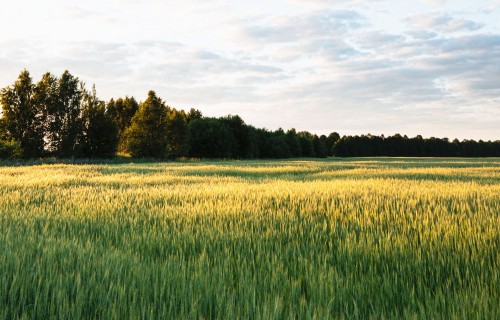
[0,158,499,319]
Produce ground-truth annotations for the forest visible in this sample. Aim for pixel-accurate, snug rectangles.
[1,70,499,159]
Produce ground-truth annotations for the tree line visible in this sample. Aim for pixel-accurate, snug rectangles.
[333,134,500,157]
[0,70,498,159]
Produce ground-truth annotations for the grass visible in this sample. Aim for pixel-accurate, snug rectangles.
[0,158,499,319]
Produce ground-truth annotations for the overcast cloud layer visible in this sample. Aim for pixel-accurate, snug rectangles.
[1,0,499,140]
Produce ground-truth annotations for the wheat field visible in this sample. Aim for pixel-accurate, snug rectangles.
[1,158,499,319]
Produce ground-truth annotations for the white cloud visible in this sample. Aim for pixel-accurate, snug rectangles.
[0,0,499,140]
[407,13,484,33]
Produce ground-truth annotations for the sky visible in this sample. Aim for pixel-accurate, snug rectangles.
[0,0,499,140]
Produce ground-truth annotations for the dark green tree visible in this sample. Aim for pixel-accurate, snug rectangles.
[269,129,291,158]
[0,140,21,158]
[313,134,328,158]
[79,85,118,158]
[0,70,44,158]
[37,71,84,157]
[411,135,426,156]
[298,131,315,157]
[286,128,302,157]
[125,91,169,158]
[189,118,235,158]
[332,136,350,157]
[0,118,8,141]
[222,115,250,158]
[245,125,260,158]
[186,108,203,123]
[326,132,340,156]
[0,117,22,159]
[166,108,189,159]
[107,96,139,151]
[34,72,58,153]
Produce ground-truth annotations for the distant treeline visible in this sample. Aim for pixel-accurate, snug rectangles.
[1,70,499,159]
[334,135,500,157]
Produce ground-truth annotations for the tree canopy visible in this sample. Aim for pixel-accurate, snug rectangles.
[1,70,498,160]
[0,70,44,158]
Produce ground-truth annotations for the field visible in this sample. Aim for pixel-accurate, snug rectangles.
[0,158,499,319]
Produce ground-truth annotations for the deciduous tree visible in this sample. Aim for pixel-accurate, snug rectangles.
[166,109,189,159]
[0,70,44,158]
[79,85,118,158]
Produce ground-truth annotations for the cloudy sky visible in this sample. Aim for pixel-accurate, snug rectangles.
[1,0,499,140]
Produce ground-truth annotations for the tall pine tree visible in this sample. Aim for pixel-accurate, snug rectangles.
[125,91,169,158]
